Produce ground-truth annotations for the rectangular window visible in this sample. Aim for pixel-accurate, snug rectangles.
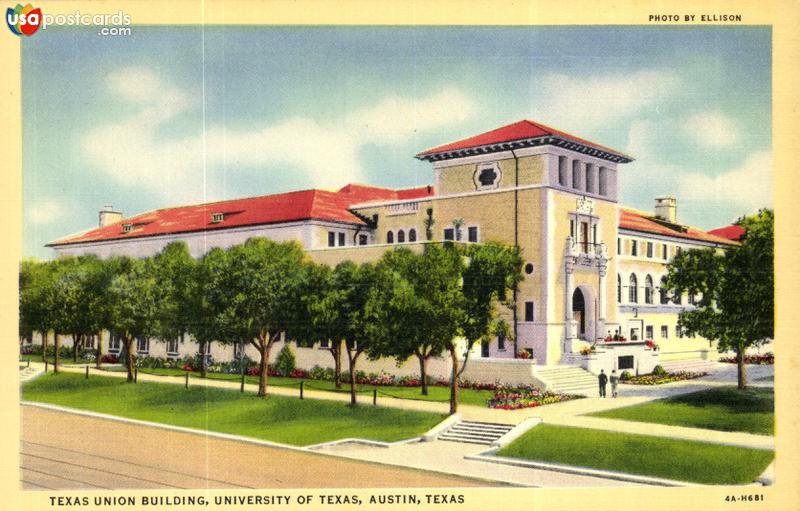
[358,234,368,246]
[234,342,244,358]
[497,332,506,351]
[338,232,346,247]
[630,328,640,341]
[663,244,668,259]
[618,355,634,370]
[645,325,654,339]
[647,242,653,258]
[570,219,576,238]
[109,334,121,353]
[661,325,668,338]
[319,339,329,349]
[580,222,589,254]
[598,167,608,195]
[592,224,598,245]
[585,163,595,193]
[481,340,490,358]
[572,160,582,190]
[443,228,454,241]
[166,338,179,355]
[136,337,149,354]
[84,336,95,349]
[617,238,621,255]
[631,240,638,257]
[676,325,682,338]
[524,301,534,322]
[468,226,478,243]
[328,232,335,247]
[558,156,568,186]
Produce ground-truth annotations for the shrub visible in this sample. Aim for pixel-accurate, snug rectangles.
[487,386,581,410]
[652,365,667,376]
[274,344,296,376]
[719,353,774,365]
[20,344,43,355]
[620,370,632,381]
[80,350,97,362]
[138,356,166,369]
[100,354,119,364]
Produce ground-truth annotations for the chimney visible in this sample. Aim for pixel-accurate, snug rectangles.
[99,205,123,227]
[654,196,676,223]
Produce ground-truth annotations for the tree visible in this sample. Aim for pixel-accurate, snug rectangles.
[300,263,345,389]
[106,257,161,382]
[203,238,309,397]
[19,259,56,363]
[153,242,200,373]
[664,209,773,389]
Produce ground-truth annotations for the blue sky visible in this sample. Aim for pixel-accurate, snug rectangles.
[22,26,771,259]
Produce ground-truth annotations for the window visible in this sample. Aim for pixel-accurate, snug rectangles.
[689,292,697,305]
[617,274,622,303]
[468,226,478,243]
[676,325,682,338]
[524,263,534,275]
[122,223,133,233]
[387,231,394,244]
[617,238,621,255]
[628,274,638,303]
[647,242,653,258]
[592,224,598,245]
[328,232,336,247]
[661,325,669,338]
[85,336,95,349]
[211,213,224,223]
[618,355,634,370]
[136,336,149,354]
[408,229,417,242]
[570,219,576,238]
[524,301,534,322]
[580,221,589,253]
[598,167,608,195]
[676,246,683,256]
[109,333,121,353]
[358,234,368,246]
[234,342,244,358]
[475,163,501,189]
[558,156,568,186]
[660,286,670,305]
[630,328,640,341]
[585,163,595,193]
[497,332,506,351]
[166,338,179,355]
[662,244,668,260]
[397,230,405,243]
[443,228,454,241]
[481,340,490,358]
[572,160,582,190]
[320,339,329,349]
[672,291,683,305]
[631,240,638,256]
[645,275,654,304]
[338,232,346,247]
[645,325,654,339]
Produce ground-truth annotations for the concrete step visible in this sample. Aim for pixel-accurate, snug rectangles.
[438,420,513,445]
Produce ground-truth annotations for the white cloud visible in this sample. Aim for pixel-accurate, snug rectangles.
[28,200,66,225]
[678,151,772,213]
[84,68,476,200]
[683,110,739,148]
[534,69,680,131]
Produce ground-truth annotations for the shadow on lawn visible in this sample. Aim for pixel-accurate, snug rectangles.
[665,386,774,413]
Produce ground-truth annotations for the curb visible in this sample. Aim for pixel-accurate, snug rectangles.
[465,449,696,487]
[306,437,422,450]
[422,413,461,442]
[491,417,542,448]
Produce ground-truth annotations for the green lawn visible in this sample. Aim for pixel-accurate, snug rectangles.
[588,387,774,435]
[22,373,446,446]
[496,424,773,485]
[20,354,89,365]
[135,367,495,407]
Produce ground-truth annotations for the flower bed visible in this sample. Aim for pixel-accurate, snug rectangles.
[719,353,774,365]
[487,386,581,410]
[621,370,707,385]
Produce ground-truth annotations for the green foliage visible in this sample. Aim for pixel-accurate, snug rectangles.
[274,344,296,376]
[652,365,667,376]
[620,370,632,381]
[664,209,774,388]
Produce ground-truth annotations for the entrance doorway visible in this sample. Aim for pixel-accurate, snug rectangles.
[572,288,586,338]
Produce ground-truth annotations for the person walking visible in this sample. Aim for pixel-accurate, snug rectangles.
[598,369,608,398]
[610,369,619,398]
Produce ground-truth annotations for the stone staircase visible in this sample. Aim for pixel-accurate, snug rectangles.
[438,420,513,445]
[19,364,43,383]
[659,358,720,374]
[533,366,598,396]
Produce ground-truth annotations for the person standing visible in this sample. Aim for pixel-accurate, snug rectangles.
[598,369,608,398]
[610,369,619,398]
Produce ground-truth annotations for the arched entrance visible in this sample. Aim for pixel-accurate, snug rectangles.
[572,288,586,338]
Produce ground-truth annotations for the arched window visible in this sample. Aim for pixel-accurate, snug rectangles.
[645,275,654,304]
[397,230,405,243]
[617,274,622,303]
[387,231,394,244]
[628,274,638,303]
[408,228,417,242]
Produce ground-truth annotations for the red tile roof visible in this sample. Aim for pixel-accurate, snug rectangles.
[416,120,633,162]
[48,184,434,246]
[707,224,745,242]
[620,209,738,246]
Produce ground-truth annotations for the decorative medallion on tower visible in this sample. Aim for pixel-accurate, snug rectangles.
[473,162,502,190]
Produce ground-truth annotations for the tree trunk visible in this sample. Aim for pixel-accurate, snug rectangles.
[200,340,208,378]
[53,333,60,374]
[42,331,49,363]
[257,337,270,397]
[417,352,429,395]
[737,343,748,390]
[124,337,135,382]
[449,346,459,415]
[73,334,80,363]
[331,341,342,389]
[95,333,103,369]
[347,350,360,406]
